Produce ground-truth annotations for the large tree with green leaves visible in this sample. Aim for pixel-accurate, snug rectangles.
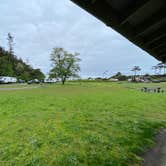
[131,66,141,81]
[0,46,45,81]
[0,34,45,81]
[7,33,14,55]
[49,48,81,84]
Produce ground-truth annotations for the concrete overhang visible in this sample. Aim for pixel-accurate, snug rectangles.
[71,0,166,62]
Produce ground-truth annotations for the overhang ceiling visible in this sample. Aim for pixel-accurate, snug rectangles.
[71,0,166,62]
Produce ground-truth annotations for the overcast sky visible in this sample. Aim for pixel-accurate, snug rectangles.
[0,0,160,77]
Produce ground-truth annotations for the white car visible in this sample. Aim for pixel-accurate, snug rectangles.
[44,78,57,83]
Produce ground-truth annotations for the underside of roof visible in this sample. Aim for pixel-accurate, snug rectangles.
[71,0,166,62]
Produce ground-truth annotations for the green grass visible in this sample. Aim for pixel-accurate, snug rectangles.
[0,82,166,166]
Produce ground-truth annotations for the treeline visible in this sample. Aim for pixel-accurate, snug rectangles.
[0,46,45,81]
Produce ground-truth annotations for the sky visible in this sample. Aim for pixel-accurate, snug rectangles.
[0,0,160,78]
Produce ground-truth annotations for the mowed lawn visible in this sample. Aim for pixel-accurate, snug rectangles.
[0,82,166,166]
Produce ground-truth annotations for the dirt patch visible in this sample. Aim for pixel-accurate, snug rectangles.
[141,128,166,166]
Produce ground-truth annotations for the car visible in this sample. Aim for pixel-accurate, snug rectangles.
[44,78,57,83]
[33,79,40,84]
[27,79,40,84]
[152,80,161,83]
[18,79,25,83]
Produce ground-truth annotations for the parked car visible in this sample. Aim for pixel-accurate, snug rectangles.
[44,78,57,83]
[18,79,25,83]
[28,79,40,84]
[0,76,17,84]
[152,80,161,83]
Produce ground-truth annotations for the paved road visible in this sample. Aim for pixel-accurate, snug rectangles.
[0,86,39,91]
[142,129,166,166]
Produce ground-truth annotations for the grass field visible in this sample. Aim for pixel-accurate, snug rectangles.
[0,82,166,166]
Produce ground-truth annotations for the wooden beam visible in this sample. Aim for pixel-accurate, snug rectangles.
[120,0,151,25]
[155,46,166,54]
[145,25,166,45]
[91,0,97,4]
[152,41,166,50]
[159,53,166,60]
[147,34,166,46]
[149,36,166,49]
[158,54,166,62]
[135,8,166,37]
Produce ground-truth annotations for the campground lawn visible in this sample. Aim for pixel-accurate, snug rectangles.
[0,82,166,166]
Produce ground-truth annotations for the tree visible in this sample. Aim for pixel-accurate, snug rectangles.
[112,72,122,78]
[49,48,81,84]
[30,69,45,81]
[7,33,14,54]
[111,72,127,81]
[131,66,141,81]
[0,47,14,76]
[0,45,45,81]
[16,62,24,76]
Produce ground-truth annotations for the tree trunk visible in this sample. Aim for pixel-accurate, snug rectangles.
[61,77,66,85]
[133,70,136,82]
[62,79,65,85]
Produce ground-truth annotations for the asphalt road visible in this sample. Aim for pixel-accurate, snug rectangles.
[0,86,39,91]
[142,129,166,166]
